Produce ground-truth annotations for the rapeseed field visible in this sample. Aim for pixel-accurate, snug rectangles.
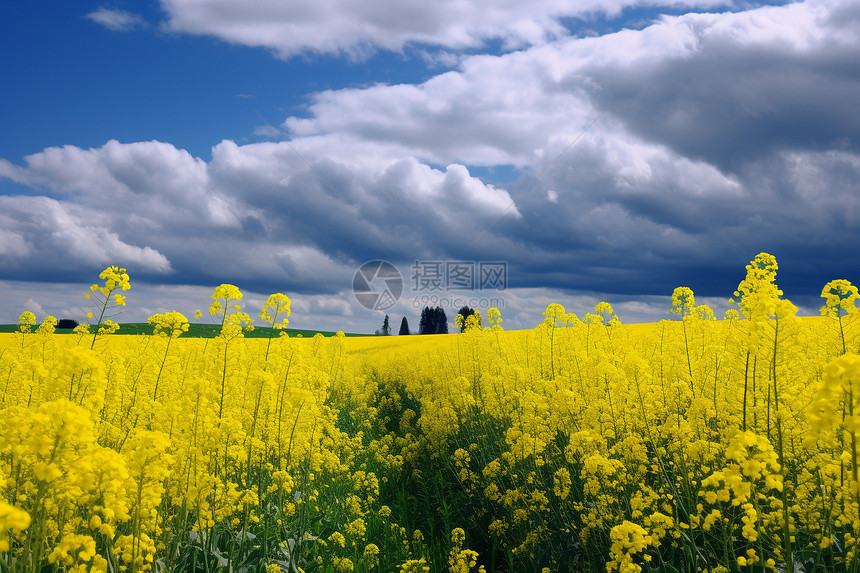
[1,254,859,573]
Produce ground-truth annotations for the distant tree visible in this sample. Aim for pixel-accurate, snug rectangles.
[419,306,448,334]
[399,316,410,335]
[57,318,79,329]
[419,307,430,334]
[435,307,448,334]
[382,314,391,336]
[455,306,482,332]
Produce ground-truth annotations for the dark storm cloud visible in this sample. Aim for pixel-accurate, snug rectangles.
[581,8,860,172]
[496,142,860,300]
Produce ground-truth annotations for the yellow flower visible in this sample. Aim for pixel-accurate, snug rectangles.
[18,311,37,333]
[451,527,466,545]
[0,502,31,552]
[345,518,367,540]
[328,532,346,548]
[607,521,648,573]
[260,293,291,329]
[363,543,380,568]
[147,311,189,338]
[97,319,120,335]
[36,315,57,334]
[553,467,571,500]
[209,283,243,319]
[400,558,430,573]
[670,287,695,316]
[820,279,859,317]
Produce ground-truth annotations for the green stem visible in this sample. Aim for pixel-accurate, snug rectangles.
[90,290,112,349]
[153,336,173,401]
[682,319,694,398]
[742,351,750,431]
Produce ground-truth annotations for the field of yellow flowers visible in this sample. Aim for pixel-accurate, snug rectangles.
[2,254,860,573]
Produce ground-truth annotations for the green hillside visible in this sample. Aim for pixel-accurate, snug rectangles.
[0,323,373,338]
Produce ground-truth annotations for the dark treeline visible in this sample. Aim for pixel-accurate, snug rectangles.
[418,306,448,335]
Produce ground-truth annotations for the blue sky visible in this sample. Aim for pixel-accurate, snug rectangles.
[1,0,858,332]
[1,2,427,159]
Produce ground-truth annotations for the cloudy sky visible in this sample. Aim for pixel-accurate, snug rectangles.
[1,0,858,332]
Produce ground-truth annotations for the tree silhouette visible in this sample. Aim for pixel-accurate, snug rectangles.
[399,316,410,335]
[436,307,448,334]
[418,307,429,334]
[382,314,391,336]
[419,306,448,334]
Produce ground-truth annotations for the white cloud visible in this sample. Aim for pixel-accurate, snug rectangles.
[159,0,729,57]
[19,139,239,231]
[252,124,281,138]
[280,0,860,174]
[0,159,29,184]
[0,227,31,258]
[0,137,520,293]
[87,7,145,31]
[0,195,173,274]
[21,298,44,316]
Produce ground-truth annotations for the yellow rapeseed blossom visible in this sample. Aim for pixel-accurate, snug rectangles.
[260,292,292,329]
[0,502,31,552]
[329,531,346,548]
[670,287,695,317]
[363,543,380,568]
[553,467,571,500]
[37,315,57,334]
[18,311,36,333]
[1,254,859,573]
[820,279,859,318]
[209,283,243,319]
[607,521,649,573]
[400,558,430,573]
[147,311,190,337]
